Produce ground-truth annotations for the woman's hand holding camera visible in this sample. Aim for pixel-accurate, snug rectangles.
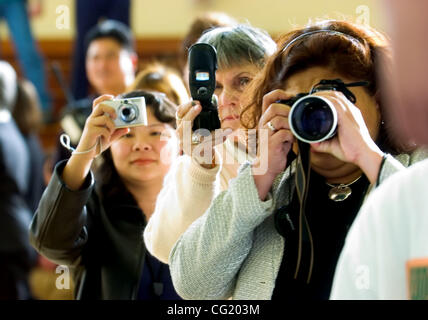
[176,100,231,169]
[252,90,295,200]
[62,95,130,191]
[309,91,384,183]
[77,95,130,159]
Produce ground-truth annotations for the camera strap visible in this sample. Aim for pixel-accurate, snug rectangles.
[294,140,314,283]
[273,142,314,283]
[60,133,102,157]
[312,79,370,104]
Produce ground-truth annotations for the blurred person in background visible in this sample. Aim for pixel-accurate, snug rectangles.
[128,62,189,106]
[60,19,137,130]
[0,60,37,299]
[0,0,52,122]
[330,0,428,300]
[71,0,131,100]
[12,79,45,212]
[11,78,73,300]
[84,20,137,99]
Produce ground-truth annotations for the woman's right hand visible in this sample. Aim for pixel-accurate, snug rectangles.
[176,100,231,168]
[252,90,295,200]
[62,95,129,191]
[76,94,130,159]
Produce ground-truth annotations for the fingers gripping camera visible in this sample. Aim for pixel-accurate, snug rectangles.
[281,79,369,143]
[288,95,338,143]
[103,97,148,128]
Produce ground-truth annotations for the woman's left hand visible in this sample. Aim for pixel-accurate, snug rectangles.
[309,91,384,183]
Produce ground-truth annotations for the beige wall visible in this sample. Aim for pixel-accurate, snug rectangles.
[0,0,386,39]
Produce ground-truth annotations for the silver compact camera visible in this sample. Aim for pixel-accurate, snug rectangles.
[103,97,147,128]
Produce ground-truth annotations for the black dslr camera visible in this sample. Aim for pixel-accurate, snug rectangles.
[188,43,221,132]
[279,79,368,143]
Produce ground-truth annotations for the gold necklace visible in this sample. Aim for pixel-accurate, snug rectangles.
[325,175,363,202]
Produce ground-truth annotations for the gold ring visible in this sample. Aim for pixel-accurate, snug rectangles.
[176,111,183,121]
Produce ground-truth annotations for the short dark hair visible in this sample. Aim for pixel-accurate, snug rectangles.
[84,19,135,53]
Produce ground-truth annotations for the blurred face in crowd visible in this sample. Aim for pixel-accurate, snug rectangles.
[86,38,136,96]
[110,107,178,186]
[215,63,260,131]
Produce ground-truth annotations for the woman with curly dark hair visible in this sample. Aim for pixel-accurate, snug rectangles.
[169,20,428,300]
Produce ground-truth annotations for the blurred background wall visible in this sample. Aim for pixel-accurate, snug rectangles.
[0,0,385,38]
[0,0,386,150]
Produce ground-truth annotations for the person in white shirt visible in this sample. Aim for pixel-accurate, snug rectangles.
[143,25,276,264]
[330,159,428,299]
[330,0,428,300]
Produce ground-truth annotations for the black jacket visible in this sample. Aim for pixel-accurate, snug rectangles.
[29,160,147,299]
[0,118,37,299]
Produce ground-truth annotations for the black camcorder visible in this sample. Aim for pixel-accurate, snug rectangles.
[188,43,221,132]
[279,79,368,143]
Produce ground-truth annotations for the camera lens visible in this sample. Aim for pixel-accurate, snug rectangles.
[197,87,208,96]
[289,95,337,143]
[119,103,138,123]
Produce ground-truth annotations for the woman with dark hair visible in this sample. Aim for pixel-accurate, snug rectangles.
[12,79,45,213]
[169,20,428,300]
[0,61,37,300]
[29,90,181,300]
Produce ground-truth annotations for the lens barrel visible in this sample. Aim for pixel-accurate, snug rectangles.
[119,103,138,123]
[288,95,337,143]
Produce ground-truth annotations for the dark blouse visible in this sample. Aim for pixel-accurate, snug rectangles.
[138,251,181,300]
[272,170,370,300]
[100,172,181,300]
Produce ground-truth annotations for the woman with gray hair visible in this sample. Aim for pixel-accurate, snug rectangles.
[143,24,276,264]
